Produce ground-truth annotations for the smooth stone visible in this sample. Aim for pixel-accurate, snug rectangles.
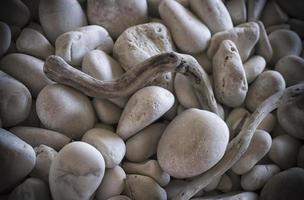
[94,123,115,132]
[55,25,113,66]
[0,53,53,97]
[275,55,304,86]
[82,50,124,81]
[0,22,11,57]
[117,86,174,140]
[16,28,54,59]
[260,168,304,200]
[243,55,266,83]
[297,146,304,168]
[124,175,167,200]
[207,22,260,62]
[256,21,273,63]
[17,100,40,127]
[217,174,233,193]
[82,128,126,168]
[159,0,211,54]
[36,84,95,139]
[204,175,222,192]
[0,0,30,27]
[193,51,212,73]
[93,98,122,125]
[241,164,280,191]
[126,123,166,162]
[112,22,174,70]
[258,113,276,133]
[288,18,304,39]
[49,142,105,200]
[225,107,250,140]
[147,0,189,17]
[8,178,51,200]
[123,160,170,186]
[225,0,247,25]
[0,71,31,127]
[87,0,148,39]
[269,29,302,66]
[9,126,71,151]
[192,192,258,200]
[260,0,288,27]
[277,87,304,139]
[95,166,126,200]
[164,180,190,199]
[213,40,248,107]
[163,99,179,120]
[157,109,229,178]
[174,73,200,109]
[39,0,87,44]
[269,134,302,169]
[247,0,267,22]
[30,145,58,182]
[189,0,233,34]
[0,128,36,193]
[106,196,131,200]
[266,24,290,34]
[232,130,272,175]
[276,0,304,20]
[245,70,285,112]
[21,0,40,21]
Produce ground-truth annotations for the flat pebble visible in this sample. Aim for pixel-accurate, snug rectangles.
[207,22,260,62]
[124,174,167,200]
[0,22,11,57]
[93,98,122,125]
[243,55,266,84]
[159,0,211,54]
[8,178,51,200]
[241,164,280,191]
[213,40,247,107]
[158,109,229,178]
[117,86,174,140]
[275,55,304,86]
[82,50,124,81]
[9,126,71,151]
[39,0,87,43]
[225,0,247,25]
[247,0,267,22]
[87,0,148,39]
[36,84,95,139]
[260,168,304,200]
[30,145,58,182]
[269,134,301,169]
[123,160,170,186]
[56,25,113,66]
[189,0,233,34]
[0,128,36,193]
[245,70,285,112]
[0,71,31,127]
[232,130,272,175]
[0,0,30,27]
[260,0,288,27]
[95,166,126,200]
[49,142,105,200]
[269,29,302,66]
[82,128,126,168]
[0,53,53,97]
[174,73,200,109]
[256,21,273,63]
[16,28,54,59]
[126,123,166,162]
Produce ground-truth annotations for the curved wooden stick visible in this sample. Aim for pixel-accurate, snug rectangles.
[172,83,304,200]
[44,52,220,115]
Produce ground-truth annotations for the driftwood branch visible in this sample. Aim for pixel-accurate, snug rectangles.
[44,52,220,115]
[172,83,304,200]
